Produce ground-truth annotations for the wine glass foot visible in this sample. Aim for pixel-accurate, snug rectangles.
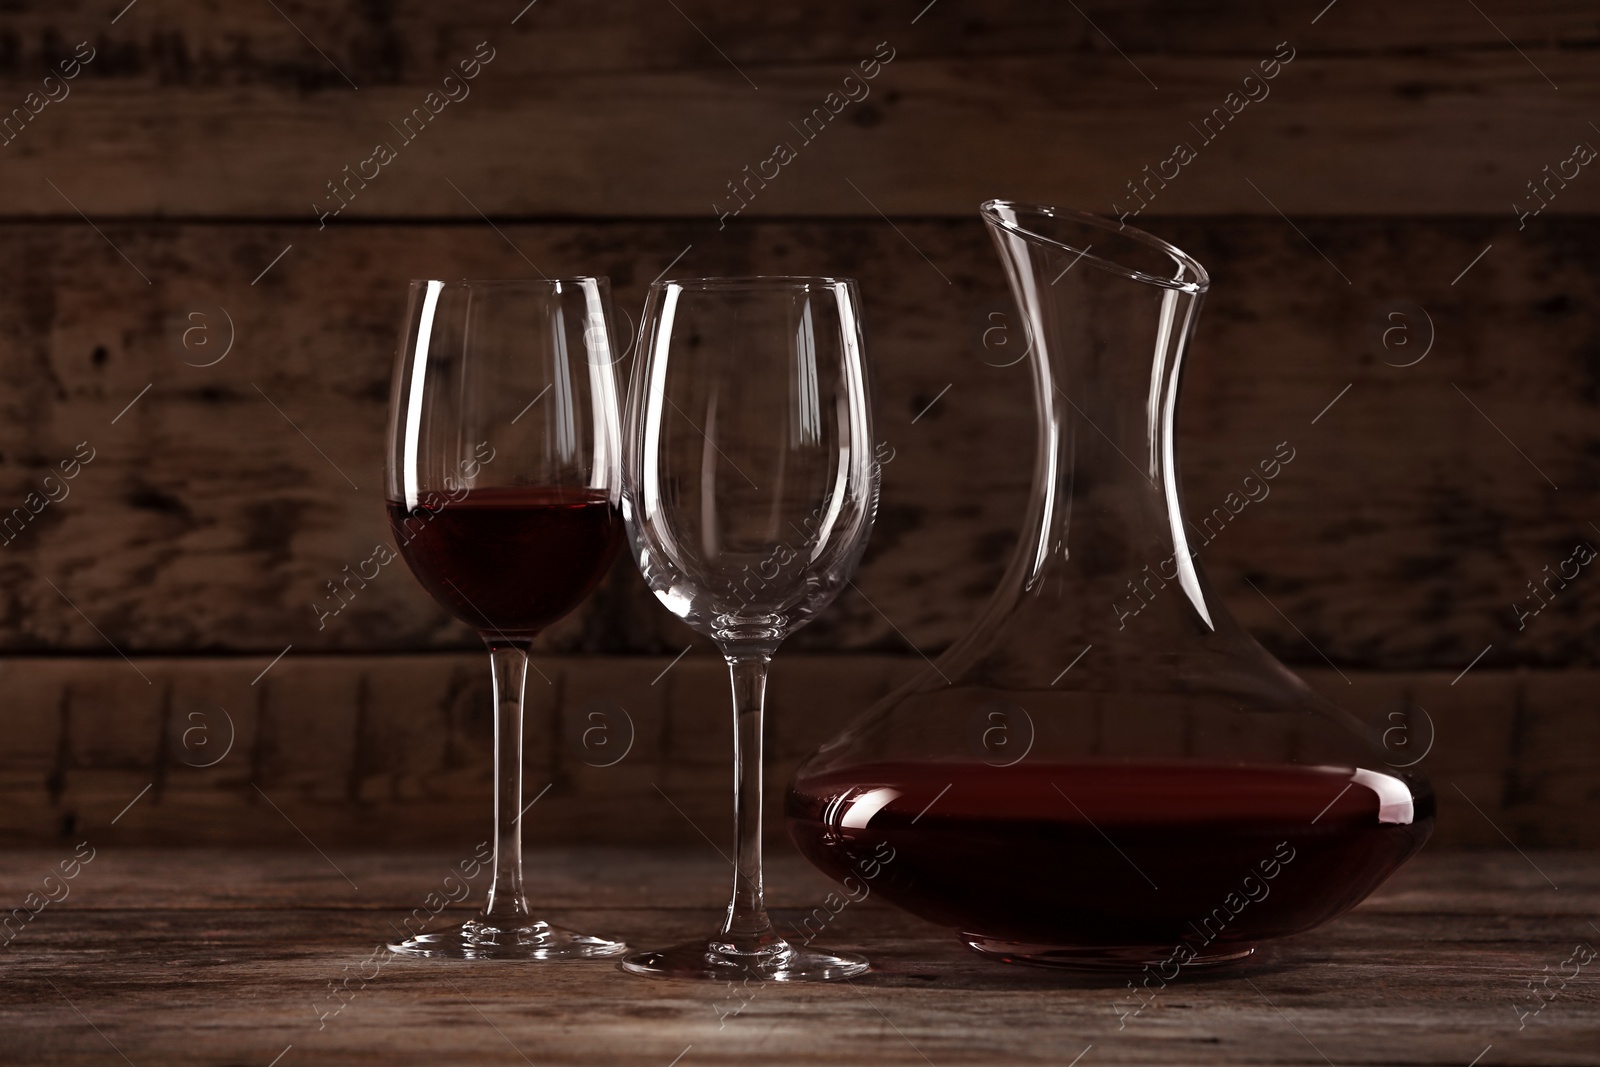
[620,937,869,981]
[961,933,1256,970]
[389,918,628,961]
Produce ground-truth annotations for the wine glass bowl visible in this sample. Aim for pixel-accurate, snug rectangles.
[621,276,878,981]
[383,277,628,960]
[627,277,877,654]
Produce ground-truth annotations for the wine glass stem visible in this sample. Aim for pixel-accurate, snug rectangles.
[721,653,777,946]
[482,637,534,923]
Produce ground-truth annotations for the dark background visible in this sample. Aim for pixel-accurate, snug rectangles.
[0,0,1594,849]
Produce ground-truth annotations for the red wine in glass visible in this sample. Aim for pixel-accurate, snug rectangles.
[387,486,622,637]
[787,759,1433,967]
[383,276,629,961]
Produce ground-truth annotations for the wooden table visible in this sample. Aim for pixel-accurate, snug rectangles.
[2,847,1596,1065]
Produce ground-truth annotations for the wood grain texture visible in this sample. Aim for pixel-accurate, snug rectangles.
[5,0,1595,78]
[0,3,1595,880]
[0,654,1591,849]
[0,3,1592,216]
[0,848,1594,1065]
[0,217,1594,668]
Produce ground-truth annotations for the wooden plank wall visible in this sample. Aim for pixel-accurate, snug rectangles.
[4,654,1591,851]
[0,1,1594,844]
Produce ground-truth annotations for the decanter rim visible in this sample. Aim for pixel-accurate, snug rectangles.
[980,199,1210,294]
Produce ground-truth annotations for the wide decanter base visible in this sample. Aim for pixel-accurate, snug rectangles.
[962,934,1255,971]
[388,918,628,960]
[620,937,869,981]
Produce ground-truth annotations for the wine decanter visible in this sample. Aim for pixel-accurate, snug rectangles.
[786,201,1433,970]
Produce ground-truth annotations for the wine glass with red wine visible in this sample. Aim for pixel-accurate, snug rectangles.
[383,278,628,960]
[620,276,878,981]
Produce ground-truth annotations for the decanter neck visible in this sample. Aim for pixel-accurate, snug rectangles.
[977,202,1220,652]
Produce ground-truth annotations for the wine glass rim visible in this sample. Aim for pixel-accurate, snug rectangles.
[649,275,857,291]
[980,199,1209,293]
[406,276,611,288]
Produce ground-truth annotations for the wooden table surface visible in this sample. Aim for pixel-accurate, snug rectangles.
[1,846,1596,1066]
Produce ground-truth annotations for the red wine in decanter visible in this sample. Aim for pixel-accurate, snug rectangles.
[787,760,1433,968]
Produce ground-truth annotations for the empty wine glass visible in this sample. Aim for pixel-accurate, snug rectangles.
[620,276,878,981]
[384,278,628,960]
